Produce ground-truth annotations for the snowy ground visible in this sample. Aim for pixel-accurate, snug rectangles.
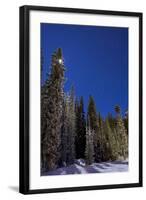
[42,159,128,176]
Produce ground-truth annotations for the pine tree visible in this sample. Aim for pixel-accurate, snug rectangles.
[123,110,128,134]
[97,113,107,161]
[103,119,113,161]
[67,87,76,164]
[104,118,120,161]
[87,96,98,162]
[112,128,121,160]
[85,120,95,165]
[60,87,76,166]
[107,113,116,131]
[115,105,128,160]
[75,98,80,158]
[41,84,47,169]
[75,96,86,159]
[41,48,65,170]
[59,96,68,167]
[41,48,48,169]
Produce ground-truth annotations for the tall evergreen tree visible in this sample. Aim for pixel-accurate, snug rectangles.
[60,86,76,166]
[85,118,95,165]
[87,96,98,162]
[103,119,114,161]
[115,105,128,160]
[41,84,46,169]
[67,87,76,164]
[75,96,86,159]
[87,96,98,130]
[97,113,107,161]
[123,110,128,134]
[107,113,116,131]
[41,47,45,168]
[60,96,68,167]
[41,48,65,170]
[104,118,120,161]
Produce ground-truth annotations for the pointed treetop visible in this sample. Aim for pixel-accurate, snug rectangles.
[88,95,97,113]
[51,48,64,66]
[57,48,62,59]
[115,105,121,114]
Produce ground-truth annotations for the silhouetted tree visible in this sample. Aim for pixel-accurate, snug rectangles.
[123,110,128,134]
[75,96,86,159]
[87,96,98,162]
[67,86,76,164]
[41,48,65,170]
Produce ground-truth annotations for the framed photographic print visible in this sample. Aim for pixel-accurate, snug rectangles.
[19,5,143,194]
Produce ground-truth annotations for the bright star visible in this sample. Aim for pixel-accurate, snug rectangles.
[58,59,63,64]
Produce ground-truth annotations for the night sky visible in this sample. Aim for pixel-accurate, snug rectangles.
[41,23,128,117]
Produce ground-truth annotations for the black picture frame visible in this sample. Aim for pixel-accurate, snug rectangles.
[19,5,143,194]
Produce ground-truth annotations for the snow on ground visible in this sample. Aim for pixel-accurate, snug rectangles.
[42,159,128,176]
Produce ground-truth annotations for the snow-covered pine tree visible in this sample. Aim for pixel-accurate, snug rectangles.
[112,128,121,160]
[41,47,47,169]
[103,117,120,161]
[107,113,116,131]
[75,96,86,159]
[103,119,113,161]
[60,87,76,166]
[41,83,47,169]
[85,117,95,165]
[97,112,107,161]
[87,96,98,162]
[67,86,76,164]
[60,95,68,167]
[41,48,65,170]
[115,105,128,160]
[80,97,86,158]
[106,112,121,160]
[75,98,80,158]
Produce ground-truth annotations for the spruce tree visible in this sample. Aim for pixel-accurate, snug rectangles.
[67,87,76,164]
[97,113,107,161]
[87,96,98,162]
[75,96,86,159]
[104,118,120,161]
[85,118,95,165]
[107,113,116,131]
[41,48,65,170]
[115,105,128,160]
[41,84,47,169]
[60,96,68,167]
[103,119,113,161]
[60,87,76,166]
[123,110,128,134]
[75,98,80,158]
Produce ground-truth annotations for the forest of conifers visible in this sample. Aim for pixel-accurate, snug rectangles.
[41,48,128,172]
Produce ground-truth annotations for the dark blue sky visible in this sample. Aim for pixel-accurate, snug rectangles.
[41,23,128,117]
